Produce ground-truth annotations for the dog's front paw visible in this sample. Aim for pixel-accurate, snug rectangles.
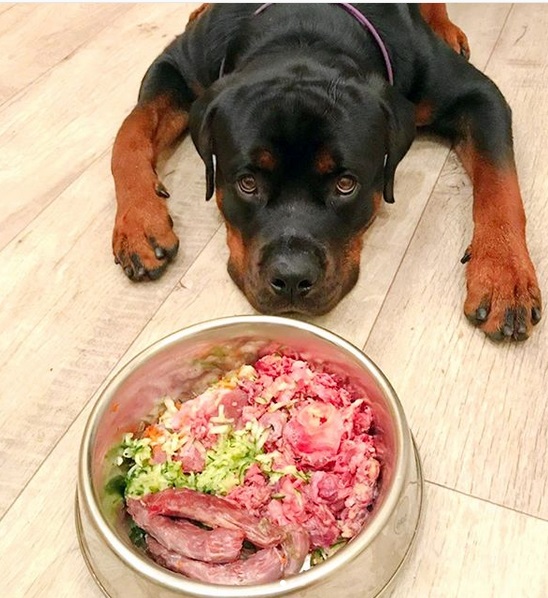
[112,189,179,281]
[464,244,541,341]
[435,20,470,60]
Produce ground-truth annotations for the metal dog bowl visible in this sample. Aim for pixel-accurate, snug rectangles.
[76,315,422,597]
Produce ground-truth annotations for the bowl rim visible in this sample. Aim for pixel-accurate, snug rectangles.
[78,315,411,597]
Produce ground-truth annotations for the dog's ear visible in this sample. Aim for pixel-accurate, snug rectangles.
[378,85,416,204]
[189,84,226,201]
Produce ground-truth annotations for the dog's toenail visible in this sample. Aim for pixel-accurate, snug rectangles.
[503,310,515,335]
[155,247,166,259]
[476,307,487,321]
[155,182,170,198]
[532,307,542,324]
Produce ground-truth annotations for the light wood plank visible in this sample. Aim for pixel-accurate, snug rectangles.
[0,3,195,251]
[364,3,548,519]
[0,4,132,106]
[386,484,548,598]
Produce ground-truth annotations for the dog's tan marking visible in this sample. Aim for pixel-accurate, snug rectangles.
[315,148,336,175]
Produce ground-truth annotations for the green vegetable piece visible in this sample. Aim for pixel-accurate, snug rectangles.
[105,474,126,497]
[129,523,147,549]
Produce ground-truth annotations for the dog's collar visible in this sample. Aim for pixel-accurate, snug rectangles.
[219,3,394,85]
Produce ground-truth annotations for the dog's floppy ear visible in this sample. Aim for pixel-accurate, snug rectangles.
[379,85,416,204]
[189,84,226,201]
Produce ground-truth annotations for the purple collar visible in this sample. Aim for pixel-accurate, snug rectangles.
[237,3,394,85]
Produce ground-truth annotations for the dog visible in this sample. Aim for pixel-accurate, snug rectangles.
[111,3,541,341]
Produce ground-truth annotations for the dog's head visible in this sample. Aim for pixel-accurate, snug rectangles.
[190,59,415,315]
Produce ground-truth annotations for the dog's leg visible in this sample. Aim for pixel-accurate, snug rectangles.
[186,3,210,28]
[112,60,193,280]
[456,145,541,341]
[420,3,470,59]
[427,67,541,341]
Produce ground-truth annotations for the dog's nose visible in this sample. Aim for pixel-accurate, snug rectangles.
[269,252,321,298]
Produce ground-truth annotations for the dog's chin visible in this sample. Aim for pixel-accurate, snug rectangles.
[240,285,345,317]
[261,303,334,317]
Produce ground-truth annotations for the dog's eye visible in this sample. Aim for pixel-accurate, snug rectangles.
[336,175,358,195]
[238,175,258,195]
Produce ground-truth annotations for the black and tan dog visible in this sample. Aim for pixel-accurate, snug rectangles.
[111,3,541,341]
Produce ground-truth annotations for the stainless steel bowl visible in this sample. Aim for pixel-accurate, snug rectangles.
[77,315,422,598]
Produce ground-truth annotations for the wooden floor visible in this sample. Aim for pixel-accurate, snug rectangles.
[0,3,546,597]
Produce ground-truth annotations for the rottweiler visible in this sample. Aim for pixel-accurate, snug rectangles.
[111,3,541,341]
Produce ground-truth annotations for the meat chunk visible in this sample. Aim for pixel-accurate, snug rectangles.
[127,498,244,563]
[280,525,310,575]
[147,537,285,585]
[283,402,345,467]
[143,488,284,548]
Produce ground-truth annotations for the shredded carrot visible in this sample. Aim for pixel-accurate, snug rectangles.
[143,425,163,441]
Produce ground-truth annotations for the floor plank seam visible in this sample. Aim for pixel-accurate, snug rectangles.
[360,147,452,352]
[485,3,515,71]
[426,479,548,524]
